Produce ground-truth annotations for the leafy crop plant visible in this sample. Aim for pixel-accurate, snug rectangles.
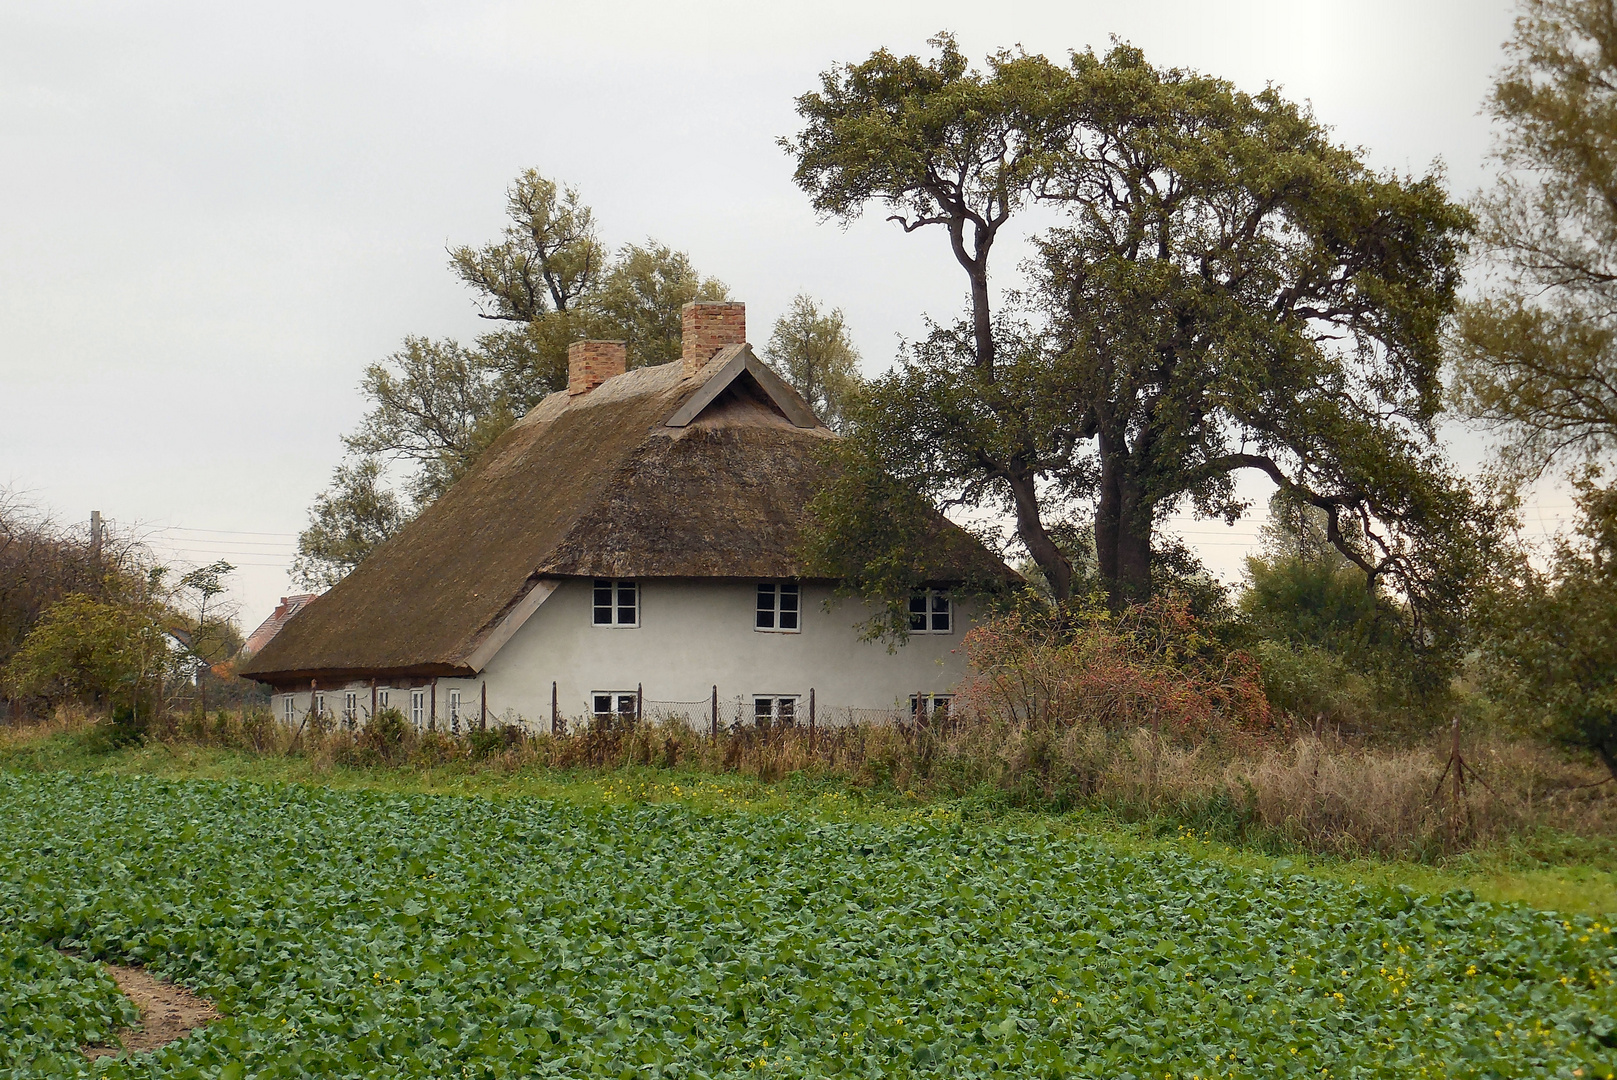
[0,772,1612,1078]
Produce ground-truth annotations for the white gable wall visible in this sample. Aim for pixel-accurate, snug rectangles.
[482,577,971,723]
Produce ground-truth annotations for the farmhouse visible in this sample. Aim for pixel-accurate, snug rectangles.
[241,303,1012,730]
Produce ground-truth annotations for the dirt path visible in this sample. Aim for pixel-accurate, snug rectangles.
[81,961,220,1059]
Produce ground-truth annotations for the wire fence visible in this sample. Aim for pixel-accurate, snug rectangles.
[273,681,926,740]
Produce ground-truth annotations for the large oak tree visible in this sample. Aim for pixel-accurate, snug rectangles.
[789,38,1499,647]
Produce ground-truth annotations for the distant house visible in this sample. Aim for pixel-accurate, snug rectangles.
[240,303,1012,730]
[242,594,319,658]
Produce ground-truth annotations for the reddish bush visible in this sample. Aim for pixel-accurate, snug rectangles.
[954,594,1271,740]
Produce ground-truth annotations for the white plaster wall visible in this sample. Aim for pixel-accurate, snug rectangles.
[481,578,972,723]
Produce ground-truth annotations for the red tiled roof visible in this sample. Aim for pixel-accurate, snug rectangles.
[242,594,319,657]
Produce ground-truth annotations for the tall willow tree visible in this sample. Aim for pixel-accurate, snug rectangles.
[1453,0,1617,475]
[790,38,1498,656]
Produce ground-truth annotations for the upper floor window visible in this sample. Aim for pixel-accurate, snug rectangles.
[756,582,800,631]
[593,579,638,626]
[908,590,952,634]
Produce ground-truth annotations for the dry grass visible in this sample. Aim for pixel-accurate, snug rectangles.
[79,701,1606,861]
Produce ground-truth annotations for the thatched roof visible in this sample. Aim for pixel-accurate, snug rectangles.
[241,346,1012,685]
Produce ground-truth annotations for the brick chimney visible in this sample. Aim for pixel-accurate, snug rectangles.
[567,340,627,395]
[681,302,746,376]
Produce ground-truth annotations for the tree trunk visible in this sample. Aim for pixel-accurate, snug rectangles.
[1006,469,1073,602]
[1095,432,1153,608]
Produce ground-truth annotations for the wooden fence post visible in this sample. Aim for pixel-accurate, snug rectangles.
[809,687,816,755]
[636,682,643,728]
[551,681,559,736]
[429,677,437,732]
[480,681,487,731]
[711,685,718,742]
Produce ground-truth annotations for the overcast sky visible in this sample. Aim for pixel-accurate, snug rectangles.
[1,0,1541,629]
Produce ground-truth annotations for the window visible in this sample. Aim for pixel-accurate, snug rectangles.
[753,695,799,726]
[448,689,461,734]
[909,693,952,722]
[755,582,800,631]
[314,691,326,718]
[343,691,358,727]
[378,688,390,711]
[282,694,295,723]
[593,579,638,626]
[410,689,426,729]
[908,590,952,634]
[592,692,639,720]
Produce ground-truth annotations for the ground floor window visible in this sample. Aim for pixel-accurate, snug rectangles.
[343,691,358,728]
[448,688,462,734]
[410,689,426,729]
[592,692,639,720]
[378,688,390,712]
[753,695,799,726]
[282,694,295,723]
[314,691,326,719]
[909,693,952,722]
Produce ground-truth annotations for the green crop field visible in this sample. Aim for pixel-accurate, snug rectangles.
[1,772,1613,1079]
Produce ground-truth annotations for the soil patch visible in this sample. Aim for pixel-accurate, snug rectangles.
[81,961,220,1058]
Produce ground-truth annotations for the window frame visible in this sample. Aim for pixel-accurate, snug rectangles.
[909,693,953,721]
[592,579,640,628]
[282,694,295,724]
[591,691,640,720]
[378,688,390,711]
[343,691,358,723]
[907,589,953,634]
[410,689,426,729]
[754,581,802,633]
[314,691,326,718]
[752,694,800,726]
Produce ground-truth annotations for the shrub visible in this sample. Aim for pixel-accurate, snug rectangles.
[954,594,1271,739]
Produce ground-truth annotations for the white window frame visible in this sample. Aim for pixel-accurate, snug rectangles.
[752,695,800,725]
[909,693,953,721]
[591,691,640,720]
[908,590,953,634]
[343,691,358,724]
[314,691,326,719]
[282,694,296,723]
[448,688,461,722]
[410,689,426,729]
[378,688,390,711]
[754,582,801,633]
[592,579,639,627]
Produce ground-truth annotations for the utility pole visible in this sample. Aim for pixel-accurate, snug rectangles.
[89,511,103,579]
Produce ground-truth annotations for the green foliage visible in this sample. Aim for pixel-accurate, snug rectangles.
[1482,478,1617,780]
[356,706,411,763]
[0,771,1614,1077]
[762,294,863,431]
[592,241,729,369]
[1452,0,1617,477]
[787,37,1498,633]
[2,593,168,712]
[1250,639,1379,732]
[304,171,729,584]
[0,928,139,1072]
[292,457,410,590]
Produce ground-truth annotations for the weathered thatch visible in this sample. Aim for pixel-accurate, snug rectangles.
[241,346,1012,686]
